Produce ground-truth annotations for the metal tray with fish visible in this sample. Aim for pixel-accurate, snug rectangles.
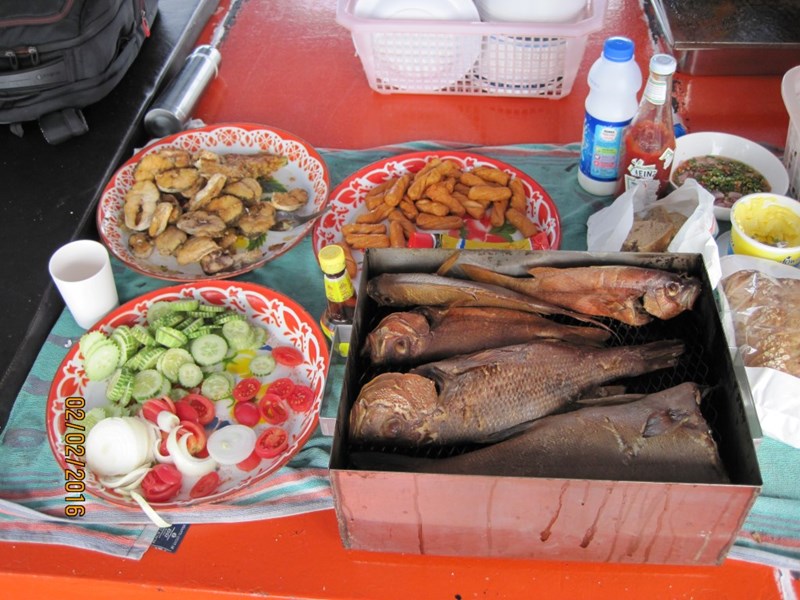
[329,248,762,565]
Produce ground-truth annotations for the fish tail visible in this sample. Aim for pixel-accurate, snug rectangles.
[634,339,685,371]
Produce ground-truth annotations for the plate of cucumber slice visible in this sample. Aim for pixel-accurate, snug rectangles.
[46,281,329,509]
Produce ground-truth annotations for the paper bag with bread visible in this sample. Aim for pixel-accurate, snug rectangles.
[586,179,722,287]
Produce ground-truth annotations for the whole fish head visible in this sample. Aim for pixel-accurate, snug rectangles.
[642,277,702,320]
[364,312,431,366]
[349,372,441,446]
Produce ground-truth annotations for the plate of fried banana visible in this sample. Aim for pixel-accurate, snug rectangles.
[312,151,561,283]
[97,123,330,281]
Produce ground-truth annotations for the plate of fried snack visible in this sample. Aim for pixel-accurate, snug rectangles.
[97,123,330,281]
[312,151,560,280]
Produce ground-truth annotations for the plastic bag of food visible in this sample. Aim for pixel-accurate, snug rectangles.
[718,254,800,448]
[586,179,721,286]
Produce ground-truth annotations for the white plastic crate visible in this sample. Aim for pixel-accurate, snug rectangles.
[336,0,607,99]
[781,65,800,199]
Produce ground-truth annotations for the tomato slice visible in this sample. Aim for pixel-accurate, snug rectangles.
[233,401,260,427]
[233,377,261,403]
[141,396,176,423]
[178,420,207,456]
[175,400,200,424]
[255,426,289,459]
[236,450,261,472]
[286,384,315,413]
[258,392,289,425]
[271,346,304,367]
[141,463,182,503]
[189,471,221,499]
[267,377,295,400]
[182,393,215,425]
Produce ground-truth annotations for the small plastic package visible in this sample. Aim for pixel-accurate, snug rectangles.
[717,255,800,448]
[586,178,721,287]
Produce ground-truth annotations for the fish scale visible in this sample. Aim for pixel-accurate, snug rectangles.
[350,338,686,446]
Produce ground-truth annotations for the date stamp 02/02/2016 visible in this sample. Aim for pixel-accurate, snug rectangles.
[63,396,87,518]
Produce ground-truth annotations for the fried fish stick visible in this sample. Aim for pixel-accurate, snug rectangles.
[388,209,416,237]
[398,198,419,221]
[509,178,526,212]
[473,166,510,186]
[365,192,387,210]
[365,179,395,199]
[425,182,466,216]
[356,203,394,224]
[459,172,486,187]
[388,220,406,248]
[384,174,410,207]
[454,182,472,196]
[453,192,486,220]
[416,213,464,230]
[468,185,513,202]
[415,199,450,217]
[345,233,391,249]
[342,223,387,235]
[339,239,358,279]
[491,198,509,228]
[506,207,539,238]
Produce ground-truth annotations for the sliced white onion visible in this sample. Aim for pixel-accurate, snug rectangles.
[206,425,257,466]
[166,427,217,478]
[99,466,151,491]
[85,417,153,477]
[156,410,180,433]
[152,436,174,464]
[130,491,172,529]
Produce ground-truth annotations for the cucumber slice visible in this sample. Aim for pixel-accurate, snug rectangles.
[190,333,228,366]
[135,346,167,370]
[178,362,204,388]
[150,313,185,332]
[111,326,141,365]
[79,331,107,359]
[106,368,134,402]
[159,376,172,396]
[78,406,107,434]
[159,347,194,382]
[168,299,200,312]
[215,312,246,325]
[130,324,157,346]
[132,369,164,402]
[221,319,254,351]
[84,341,120,381]
[249,353,276,377]
[180,317,206,334]
[187,326,216,340]
[249,327,268,349]
[145,301,174,325]
[169,387,190,401]
[155,326,189,348]
[197,304,226,313]
[200,372,231,400]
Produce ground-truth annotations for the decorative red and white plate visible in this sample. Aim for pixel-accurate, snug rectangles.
[47,281,329,509]
[312,151,560,284]
[97,123,330,281]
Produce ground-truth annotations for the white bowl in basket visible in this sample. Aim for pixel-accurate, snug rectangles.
[352,0,481,92]
[669,131,789,221]
[473,0,586,23]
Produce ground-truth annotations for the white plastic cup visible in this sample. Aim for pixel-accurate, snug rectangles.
[49,240,119,329]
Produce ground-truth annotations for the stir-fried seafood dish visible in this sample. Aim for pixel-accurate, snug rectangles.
[123,148,309,275]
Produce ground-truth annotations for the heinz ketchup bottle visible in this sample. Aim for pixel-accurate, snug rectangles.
[617,54,678,197]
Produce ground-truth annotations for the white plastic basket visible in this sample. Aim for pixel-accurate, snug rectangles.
[781,65,800,199]
[336,0,607,99]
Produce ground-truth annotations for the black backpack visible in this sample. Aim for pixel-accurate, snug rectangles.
[0,0,158,144]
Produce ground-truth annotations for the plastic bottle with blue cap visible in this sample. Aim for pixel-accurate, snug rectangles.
[577,37,643,196]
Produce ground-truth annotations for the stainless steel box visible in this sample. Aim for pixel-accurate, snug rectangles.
[329,249,761,565]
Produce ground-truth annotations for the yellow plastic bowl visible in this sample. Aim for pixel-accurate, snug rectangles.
[730,193,800,266]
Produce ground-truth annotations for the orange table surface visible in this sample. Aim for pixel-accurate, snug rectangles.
[1,1,798,598]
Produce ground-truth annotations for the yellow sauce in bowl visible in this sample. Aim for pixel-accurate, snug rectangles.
[734,197,800,248]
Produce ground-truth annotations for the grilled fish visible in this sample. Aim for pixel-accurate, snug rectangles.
[350,382,728,484]
[349,339,685,446]
[452,263,702,326]
[366,272,602,324]
[364,306,611,367]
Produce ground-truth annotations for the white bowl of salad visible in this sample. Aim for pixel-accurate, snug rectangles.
[47,280,328,513]
[670,131,789,221]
